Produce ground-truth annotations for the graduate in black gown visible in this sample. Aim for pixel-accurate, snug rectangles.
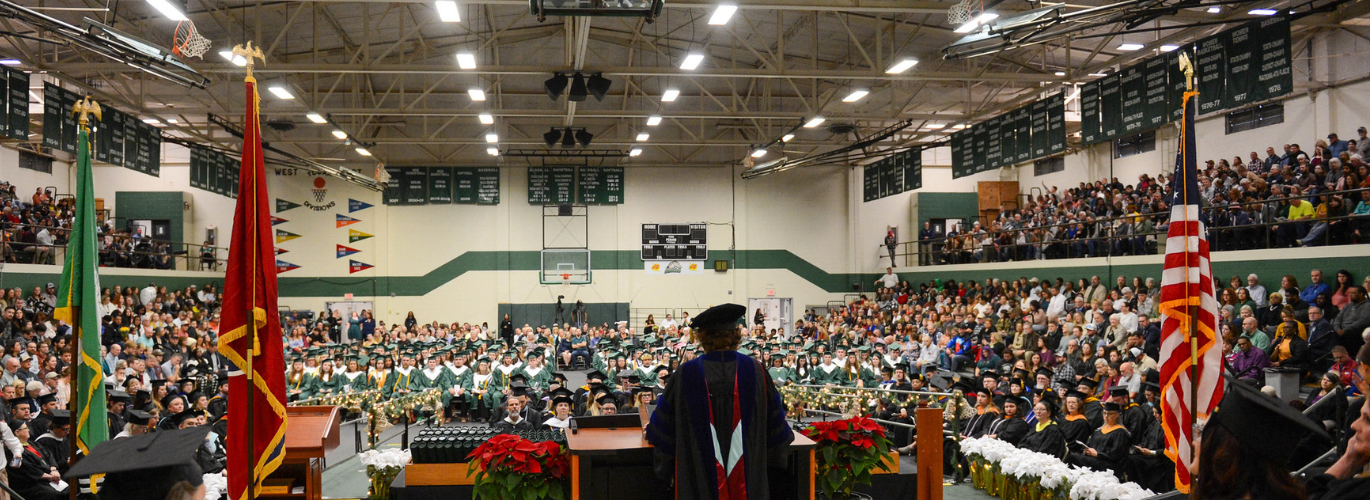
[646,304,793,500]
[1126,403,1174,493]
[32,409,70,475]
[1111,385,1150,445]
[1076,378,1104,429]
[962,387,1001,439]
[1060,391,1095,457]
[5,419,66,500]
[1069,402,1132,480]
[1019,392,1067,458]
[984,396,1030,446]
[1197,375,1328,500]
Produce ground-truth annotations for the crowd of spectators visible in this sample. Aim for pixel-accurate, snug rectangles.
[0,179,187,269]
[915,128,1370,266]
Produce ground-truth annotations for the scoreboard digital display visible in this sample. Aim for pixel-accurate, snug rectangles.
[641,223,707,261]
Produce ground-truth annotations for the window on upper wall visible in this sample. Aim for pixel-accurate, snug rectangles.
[18,148,52,174]
[1226,103,1284,134]
[1034,157,1065,176]
[1114,131,1156,158]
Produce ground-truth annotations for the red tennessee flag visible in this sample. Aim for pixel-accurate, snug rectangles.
[218,76,289,500]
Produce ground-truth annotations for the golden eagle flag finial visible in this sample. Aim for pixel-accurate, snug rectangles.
[1178,52,1194,92]
[72,96,102,130]
[231,41,266,79]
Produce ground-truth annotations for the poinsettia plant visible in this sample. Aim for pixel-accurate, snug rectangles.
[465,434,571,500]
[801,416,893,499]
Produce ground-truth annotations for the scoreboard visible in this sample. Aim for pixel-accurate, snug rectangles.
[641,223,707,261]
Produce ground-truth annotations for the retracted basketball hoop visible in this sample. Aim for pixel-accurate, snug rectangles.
[560,273,572,282]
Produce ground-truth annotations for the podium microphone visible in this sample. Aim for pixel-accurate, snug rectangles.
[570,418,579,435]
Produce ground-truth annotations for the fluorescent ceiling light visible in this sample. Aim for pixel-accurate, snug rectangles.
[267,86,295,99]
[146,0,188,21]
[953,21,982,34]
[478,113,494,124]
[166,118,178,124]
[455,52,477,69]
[1159,45,1179,52]
[925,123,946,129]
[0,60,19,66]
[305,112,327,124]
[1054,71,1066,76]
[954,12,999,33]
[803,116,825,128]
[142,118,160,124]
[781,133,794,142]
[661,89,680,102]
[435,1,461,22]
[680,53,705,70]
[886,58,918,74]
[973,12,1000,24]
[1088,72,1108,77]
[1117,43,1145,51]
[355,148,372,156]
[629,148,643,157]
[708,5,737,25]
[751,149,767,158]
[485,133,499,143]
[842,89,869,102]
[332,130,348,139]
[1207,6,1221,13]
[636,132,650,141]
[1249,9,1277,15]
[953,124,968,129]
[468,88,486,101]
[218,50,246,66]
[646,115,662,126]
[487,148,499,156]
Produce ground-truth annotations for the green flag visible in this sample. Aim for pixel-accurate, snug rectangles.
[55,112,108,454]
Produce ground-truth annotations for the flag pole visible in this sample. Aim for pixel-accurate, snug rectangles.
[1179,53,1200,484]
[233,41,266,500]
[68,96,100,500]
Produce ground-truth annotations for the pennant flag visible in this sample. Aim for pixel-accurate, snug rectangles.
[1159,71,1223,494]
[275,229,301,244]
[56,100,108,456]
[336,244,361,259]
[276,260,300,273]
[271,216,288,226]
[276,199,300,213]
[219,71,289,500]
[275,247,289,255]
[335,214,361,228]
[348,260,374,274]
[349,199,373,213]
[348,229,373,243]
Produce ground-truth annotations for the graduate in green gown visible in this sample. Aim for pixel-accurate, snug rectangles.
[634,352,661,387]
[410,356,451,403]
[465,357,503,422]
[766,356,792,385]
[516,350,554,392]
[285,358,309,402]
[303,362,340,400]
[392,354,418,397]
[340,357,368,393]
[813,352,841,385]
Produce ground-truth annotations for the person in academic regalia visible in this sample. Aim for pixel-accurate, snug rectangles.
[64,426,210,500]
[542,390,575,432]
[31,409,69,475]
[984,397,1030,446]
[105,390,130,439]
[1060,391,1095,457]
[1076,378,1104,429]
[5,419,66,500]
[1068,402,1131,480]
[646,303,793,500]
[1018,393,1067,458]
[1110,385,1150,444]
[28,394,57,438]
[1125,403,1174,494]
[1198,375,1327,500]
[117,410,153,439]
[206,373,229,422]
[961,387,1002,439]
[491,397,535,432]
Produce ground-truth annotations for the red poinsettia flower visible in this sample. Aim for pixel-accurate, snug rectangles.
[850,435,875,449]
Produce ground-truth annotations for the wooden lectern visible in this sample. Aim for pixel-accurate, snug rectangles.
[263,406,342,500]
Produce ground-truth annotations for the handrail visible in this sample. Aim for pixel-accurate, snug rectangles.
[887,185,1370,268]
[0,219,228,271]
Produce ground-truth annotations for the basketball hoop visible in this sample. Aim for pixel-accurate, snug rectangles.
[947,0,978,27]
[560,273,572,283]
[172,20,212,59]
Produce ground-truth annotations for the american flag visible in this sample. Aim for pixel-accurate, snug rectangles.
[1158,85,1224,494]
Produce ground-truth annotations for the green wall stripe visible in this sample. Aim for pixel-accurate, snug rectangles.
[276,250,873,297]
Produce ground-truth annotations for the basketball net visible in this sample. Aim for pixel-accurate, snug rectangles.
[173,20,212,59]
[947,0,980,27]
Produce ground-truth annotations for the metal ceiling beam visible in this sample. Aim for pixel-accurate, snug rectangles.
[303,0,955,14]
[45,62,1060,82]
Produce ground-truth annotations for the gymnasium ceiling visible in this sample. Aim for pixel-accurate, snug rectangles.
[3,0,1370,173]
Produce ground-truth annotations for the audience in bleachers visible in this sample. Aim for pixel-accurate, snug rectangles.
[917,134,1370,265]
[0,180,187,269]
